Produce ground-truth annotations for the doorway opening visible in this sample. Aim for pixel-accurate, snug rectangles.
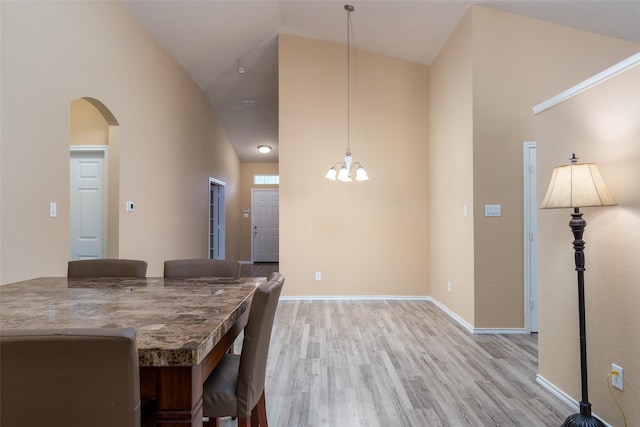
[69,97,119,260]
[209,178,226,259]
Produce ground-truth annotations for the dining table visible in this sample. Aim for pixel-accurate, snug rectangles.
[0,275,266,426]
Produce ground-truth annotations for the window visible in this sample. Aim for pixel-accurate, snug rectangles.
[254,175,279,185]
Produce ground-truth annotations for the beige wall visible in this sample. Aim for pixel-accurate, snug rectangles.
[429,6,640,328]
[471,7,640,328]
[239,162,279,261]
[279,34,430,296]
[428,12,476,325]
[1,1,240,282]
[535,59,640,426]
[70,99,109,146]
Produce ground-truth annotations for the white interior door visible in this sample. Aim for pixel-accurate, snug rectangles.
[252,189,279,262]
[524,142,538,333]
[70,148,107,260]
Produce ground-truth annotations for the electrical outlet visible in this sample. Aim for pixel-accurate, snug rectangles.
[315,272,321,281]
[612,363,624,390]
[447,282,452,293]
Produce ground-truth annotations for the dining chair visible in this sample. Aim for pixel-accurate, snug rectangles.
[163,258,242,278]
[67,258,148,277]
[202,272,285,427]
[164,258,245,354]
[0,328,141,427]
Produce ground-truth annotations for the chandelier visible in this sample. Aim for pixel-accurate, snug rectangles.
[325,4,369,182]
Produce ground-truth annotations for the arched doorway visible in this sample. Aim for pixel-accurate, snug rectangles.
[69,97,120,260]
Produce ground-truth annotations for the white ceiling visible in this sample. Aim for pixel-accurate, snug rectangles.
[124,1,640,163]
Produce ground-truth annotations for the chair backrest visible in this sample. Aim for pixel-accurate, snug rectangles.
[236,272,284,417]
[67,259,147,278]
[0,328,141,427]
[163,258,241,278]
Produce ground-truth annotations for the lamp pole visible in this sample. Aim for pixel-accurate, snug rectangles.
[562,207,604,427]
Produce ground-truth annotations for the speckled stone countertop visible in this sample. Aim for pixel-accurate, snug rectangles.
[0,276,264,367]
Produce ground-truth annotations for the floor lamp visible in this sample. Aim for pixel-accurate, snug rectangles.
[540,154,616,427]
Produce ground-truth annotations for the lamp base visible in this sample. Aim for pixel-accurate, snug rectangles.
[562,413,605,427]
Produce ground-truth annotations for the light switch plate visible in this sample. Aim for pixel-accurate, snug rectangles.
[485,204,501,217]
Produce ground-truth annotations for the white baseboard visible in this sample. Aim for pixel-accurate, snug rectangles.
[472,327,528,335]
[428,297,475,333]
[279,295,431,301]
[429,298,528,335]
[536,374,613,427]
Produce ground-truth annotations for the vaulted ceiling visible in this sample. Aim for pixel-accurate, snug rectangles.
[124,1,640,163]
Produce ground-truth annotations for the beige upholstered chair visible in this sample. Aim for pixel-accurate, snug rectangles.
[202,272,284,427]
[0,328,141,427]
[163,258,241,278]
[67,259,148,278]
[164,258,245,354]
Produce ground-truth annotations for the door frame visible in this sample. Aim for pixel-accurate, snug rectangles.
[69,145,108,259]
[209,178,226,259]
[523,141,538,333]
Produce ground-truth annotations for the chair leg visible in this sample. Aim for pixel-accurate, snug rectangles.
[254,390,268,427]
[237,417,252,427]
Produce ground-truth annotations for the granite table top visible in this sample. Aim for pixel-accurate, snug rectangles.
[0,276,265,367]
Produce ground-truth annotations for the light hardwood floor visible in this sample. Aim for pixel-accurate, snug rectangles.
[219,297,572,426]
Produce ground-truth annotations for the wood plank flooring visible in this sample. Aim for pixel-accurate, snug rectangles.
[220,298,571,426]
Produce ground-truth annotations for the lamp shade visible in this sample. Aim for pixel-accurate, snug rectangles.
[540,162,617,209]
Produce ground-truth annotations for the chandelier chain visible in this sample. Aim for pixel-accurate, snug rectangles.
[346,5,351,154]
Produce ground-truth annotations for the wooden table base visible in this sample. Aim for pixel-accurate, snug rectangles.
[140,312,247,426]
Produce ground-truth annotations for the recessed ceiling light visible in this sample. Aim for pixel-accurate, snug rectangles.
[237,66,246,74]
[258,145,272,154]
